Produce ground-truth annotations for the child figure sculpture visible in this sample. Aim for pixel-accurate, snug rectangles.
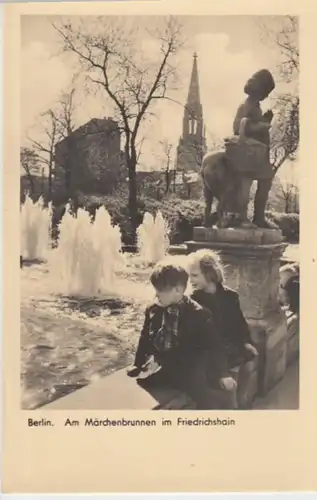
[231,68,277,228]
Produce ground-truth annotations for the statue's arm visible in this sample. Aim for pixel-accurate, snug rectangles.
[246,121,271,133]
[233,102,270,136]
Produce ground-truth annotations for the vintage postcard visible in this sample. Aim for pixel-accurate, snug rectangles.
[2,0,317,494]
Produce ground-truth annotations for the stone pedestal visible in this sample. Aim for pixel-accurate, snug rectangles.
[285,313,299,367]
[186,226,288,397]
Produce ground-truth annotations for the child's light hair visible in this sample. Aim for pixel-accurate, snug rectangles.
[188,249,225,285]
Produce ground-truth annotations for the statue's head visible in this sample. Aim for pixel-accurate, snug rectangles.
[244,69,275,101]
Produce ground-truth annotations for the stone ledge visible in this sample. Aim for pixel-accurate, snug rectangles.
[193,226,284,245]
[185,240,287,259]
[43,368,183,410]
[41,363,261,411]
[169,244,189,255]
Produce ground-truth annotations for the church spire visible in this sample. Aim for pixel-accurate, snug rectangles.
[182,52,204,139]
[187,52,201,109]
[176,52,207,175]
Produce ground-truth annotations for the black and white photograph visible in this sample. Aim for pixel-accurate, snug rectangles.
[20,14,299,412]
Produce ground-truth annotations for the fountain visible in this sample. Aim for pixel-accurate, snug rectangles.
[137,210,170,265]
[20,195,52,261]
[48,205,125,297]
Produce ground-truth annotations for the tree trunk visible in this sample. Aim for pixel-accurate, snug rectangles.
[165,169,170,193]
[65,136,75,203]
[48,172,52,202]
[48,157,53,202]
[26,172,35,195]
[127,159,138,244]
[41,168,45,196]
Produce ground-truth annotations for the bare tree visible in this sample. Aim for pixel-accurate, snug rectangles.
[278,179,298,213]
[55,87,76,138]
[276,161,299,213]
[28,110,60,201]
[53,16,184,239]
[263,16,299,82]
[259,16,299,173]
[280,181,293,213]
[164,141,173,194]
[27,87,77,202]
[270,94,299,172]
[155,139,174,193]
[53,87,78,202]
[20,147,41,195]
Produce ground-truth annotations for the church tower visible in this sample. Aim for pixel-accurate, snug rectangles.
[176,53,207,173]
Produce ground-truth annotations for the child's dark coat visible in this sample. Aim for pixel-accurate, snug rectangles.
[134,296,228,385]
[191,286,256,368]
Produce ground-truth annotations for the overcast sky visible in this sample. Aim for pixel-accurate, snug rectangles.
[21,15,298,179]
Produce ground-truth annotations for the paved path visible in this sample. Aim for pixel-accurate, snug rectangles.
[254,361,299,410]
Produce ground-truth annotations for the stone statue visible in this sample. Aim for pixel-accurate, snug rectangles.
[202,69,277,229]
[201,150,242,228]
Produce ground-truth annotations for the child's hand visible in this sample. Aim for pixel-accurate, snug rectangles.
[220,377,237,391]
[126,366,142,377]
[263,109,274,123]
[244,343,259,357]
[142,356,160,374]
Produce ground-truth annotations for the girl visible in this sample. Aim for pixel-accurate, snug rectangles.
[187,249,258,409]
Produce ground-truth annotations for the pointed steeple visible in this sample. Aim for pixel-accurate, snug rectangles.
[176,52,207,174]
[182,52,204,139]
[187,52,201,110]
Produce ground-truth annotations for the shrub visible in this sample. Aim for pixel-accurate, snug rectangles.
[50,191,299,248]
[78,194,205,245]
[266,211,299,242]
[139,197,205,244]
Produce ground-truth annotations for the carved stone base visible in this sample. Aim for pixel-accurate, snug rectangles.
[285,313,299,367]
[186,227,288,396]
[193,226,284,245]
[248,311,288,396]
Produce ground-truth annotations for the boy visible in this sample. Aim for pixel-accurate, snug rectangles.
[127,260,237,409]
[188,250,259,409]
